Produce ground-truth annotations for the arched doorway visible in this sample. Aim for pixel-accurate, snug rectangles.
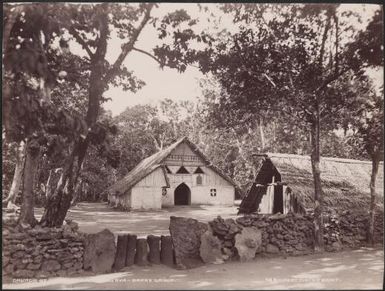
[174,183,191,205]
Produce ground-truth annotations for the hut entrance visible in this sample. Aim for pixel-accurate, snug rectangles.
[273,185,283,214]
[174,183,191,205]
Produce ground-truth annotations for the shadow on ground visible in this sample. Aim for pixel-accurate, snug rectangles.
[3,247,383,290]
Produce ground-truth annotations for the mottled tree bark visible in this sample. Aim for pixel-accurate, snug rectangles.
[368,154,380,245]
[310,104,324,252]
[258,117,266,150]
[4,140,26,207]
[19,139,40,226]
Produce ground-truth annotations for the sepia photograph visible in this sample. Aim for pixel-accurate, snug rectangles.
[2,2,384,290]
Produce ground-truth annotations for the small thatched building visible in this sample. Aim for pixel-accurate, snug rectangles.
[238,153,384,215]
[107,137,237,210]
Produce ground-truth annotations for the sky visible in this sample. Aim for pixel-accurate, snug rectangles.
[99,3,383,117]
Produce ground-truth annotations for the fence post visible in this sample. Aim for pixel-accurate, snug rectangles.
[125,234,137,267]
[147,235,161,264]
[113,234,128,271]
[160,235,174,267]
[134,238,148,266]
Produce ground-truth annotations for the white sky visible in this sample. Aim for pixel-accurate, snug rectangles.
[99,3,383,116]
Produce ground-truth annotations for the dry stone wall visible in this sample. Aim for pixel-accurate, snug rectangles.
[323,210,384,251]
[235,213,315,257]
[201,210,384,263]
[2,217,85,279]
[3,208,383,278]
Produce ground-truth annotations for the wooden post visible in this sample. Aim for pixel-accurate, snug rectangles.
[270,176,275,213]
[283,185,288,214]
[147,235,161,264]
[134,238,148,266]
[160,235,174,267]
[125,234,137,267]
[113,234,128,271]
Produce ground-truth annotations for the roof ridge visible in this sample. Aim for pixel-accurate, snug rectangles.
[266,152,383,165]
[107,136,238,195]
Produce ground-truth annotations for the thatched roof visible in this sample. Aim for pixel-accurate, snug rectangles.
[107,137,238,196]
[241,153,384,214]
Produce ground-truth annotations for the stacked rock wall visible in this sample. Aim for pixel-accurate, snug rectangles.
[2,218,85,278]
[3,209,383,278]
[202,212,314,263]
[202,210,384,262]
[323,210,384,251]
[236,213,315,256]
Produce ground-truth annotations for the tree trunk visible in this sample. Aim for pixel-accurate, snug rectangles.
[19,138,40,226]
[310,105,324,252]
[4,140,26,207]
[368,154,380,245]
[40,8,109,227]
[40,145,76,227]
[2,6,23,142]
[259,117,266,150]
[45,169,53,198]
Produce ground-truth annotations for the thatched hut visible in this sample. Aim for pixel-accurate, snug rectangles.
[238,153,384,215]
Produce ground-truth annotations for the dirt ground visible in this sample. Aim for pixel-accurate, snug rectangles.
[35,202,241,237]
[3,247,383,290]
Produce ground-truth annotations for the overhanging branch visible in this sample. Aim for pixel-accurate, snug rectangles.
[315,67,351,93]
[107,4,154,81]
[69,27,94,59]
[133,47,163,65]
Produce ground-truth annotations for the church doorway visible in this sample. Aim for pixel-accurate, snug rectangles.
[174,183,191,205]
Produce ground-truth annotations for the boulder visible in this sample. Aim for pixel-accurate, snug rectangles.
[266,243,280,254]
[209,216,229,237]
[199,229,224,264]
[83,229,116,273]
[41,260,61,272]
[268,213,286,221]
[169,216,208,269]
[26,263,41,270]
[13,269,35,278]
[234,227,262,262]
[236,216,254,227]
[65,219,79,231]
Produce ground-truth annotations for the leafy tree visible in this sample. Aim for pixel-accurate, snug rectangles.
[196,3,379,251]
[2,3,83,225]
[1,3,200,227]
[345,9,384,245]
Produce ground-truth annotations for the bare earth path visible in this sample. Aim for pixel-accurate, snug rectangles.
[35,202,240,237]
[3,247,383,290]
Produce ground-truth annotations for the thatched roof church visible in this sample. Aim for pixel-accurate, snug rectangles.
[239,153,384,215]
[107,137,237,210]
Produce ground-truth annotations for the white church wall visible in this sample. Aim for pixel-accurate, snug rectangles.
[160,162,235,207]
[130,167,167,210]
[191,185,234,206]
[116,141,236,210]
[131,186,162,210]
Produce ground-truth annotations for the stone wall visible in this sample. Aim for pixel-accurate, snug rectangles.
[235,213,315,256]
[199,212,314,264]
[3,208,383,278]
[196,210,384,264]
[323,210,384,251]
[2,216,85,279]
